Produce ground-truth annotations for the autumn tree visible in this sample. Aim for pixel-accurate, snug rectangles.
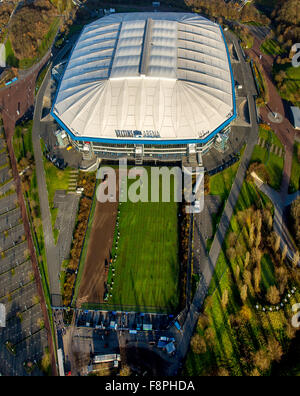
[240,284,248,303]
[191,334,207,355]
[221,289,229,309]
[253,349,271,372]
[266,286,280,305]
[267,338,283,363]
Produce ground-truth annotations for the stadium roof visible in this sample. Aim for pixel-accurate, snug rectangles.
[52,12,236,144]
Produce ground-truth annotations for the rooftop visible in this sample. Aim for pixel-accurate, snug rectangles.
[52,12,236,144]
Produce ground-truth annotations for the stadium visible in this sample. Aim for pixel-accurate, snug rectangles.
[51,12,236,164]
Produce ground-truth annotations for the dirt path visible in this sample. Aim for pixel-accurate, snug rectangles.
[78,181,119,304]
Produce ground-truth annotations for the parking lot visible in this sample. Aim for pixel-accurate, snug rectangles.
[0,207,21,232]
[0,135,50,376]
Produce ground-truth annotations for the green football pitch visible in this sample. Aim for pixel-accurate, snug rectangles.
[107,172,181,313]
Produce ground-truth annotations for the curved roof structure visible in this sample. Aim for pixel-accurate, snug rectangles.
[52,12,236,144]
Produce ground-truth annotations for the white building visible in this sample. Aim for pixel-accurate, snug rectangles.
[51,12,236,163]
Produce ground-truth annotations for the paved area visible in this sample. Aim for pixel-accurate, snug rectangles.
[193,195,221,275]
[0,135,50,376]
[32,38,84,307]
[0,46,57,373]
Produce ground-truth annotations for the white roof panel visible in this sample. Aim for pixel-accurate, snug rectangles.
[53,12,235,142]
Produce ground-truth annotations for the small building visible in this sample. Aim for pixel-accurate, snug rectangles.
[93,354,121,365]
[57,349,65,376]
[291,106,300,130]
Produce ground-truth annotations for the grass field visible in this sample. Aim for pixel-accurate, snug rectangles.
[13,121,33,163]
[260,39,285,56]
[184,173,300,376]
[5,38,19,68]
[273,63,300,107]
[208,147,245,240]
[105,170,180,312]
[250,126,284,191]
[289,142,300,193]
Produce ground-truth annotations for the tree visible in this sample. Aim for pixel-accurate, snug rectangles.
[240,305,252,322]
[253,265,261,294]
[281,244,288,263]
[119,365,131,376]
[244,251,250,269]
[191,334,207,355]
[267,338,283,363]
[292,250,299,268]
[197,315,210,331]
[221,289,229,309]
[204,295,213,311]
[235,265,241,283]
[266,286,280,305]
[249,223,255,248]
[217,367,229,376]
[243,270,252,288]
[291,198,300,249]
[275,266,288,295]
[252,247,262,266]
[255,231,262,249]
[253,349,271,372]
[240,284,248,303]
[273,233,281,253]
[226,247,237,261]
[204,327,216,348]
[286,323,297,340]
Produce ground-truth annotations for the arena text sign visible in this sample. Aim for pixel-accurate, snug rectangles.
[115,129,161,138]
